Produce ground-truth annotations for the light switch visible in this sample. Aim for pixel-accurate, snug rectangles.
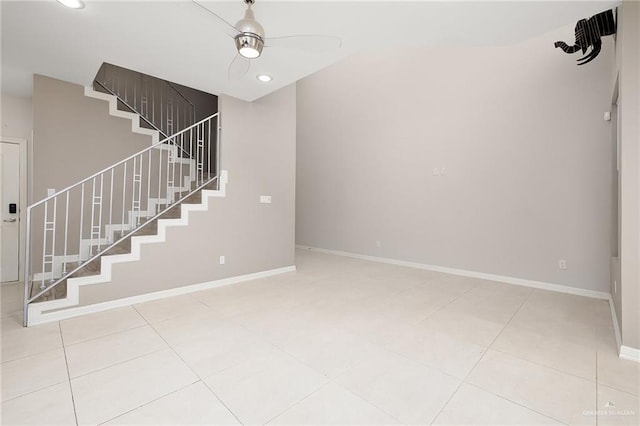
[47,188,56,197]
[260,195,272,204]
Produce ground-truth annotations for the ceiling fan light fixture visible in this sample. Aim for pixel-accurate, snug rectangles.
[235,5,265,37]
[235,33,264,59]
[57,0,85,9]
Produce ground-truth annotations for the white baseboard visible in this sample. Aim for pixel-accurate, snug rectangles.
[608,297,624,354]
[296,245,610,300]
[28,265,296,326]
[620,345,640,363]
[610,299,640,363]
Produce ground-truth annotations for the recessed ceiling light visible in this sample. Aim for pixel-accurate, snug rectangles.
[57,0,85,9]
[256,74,272,83]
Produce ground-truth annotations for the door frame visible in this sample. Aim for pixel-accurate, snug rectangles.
[1,137,28,284]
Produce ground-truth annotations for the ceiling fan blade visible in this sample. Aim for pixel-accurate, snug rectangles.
[228,54,251,80]
[192,0,240,39]
[264,35,342,52]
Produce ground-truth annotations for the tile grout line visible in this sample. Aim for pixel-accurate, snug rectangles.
[481,300,603,415]
[58,321,80,426]
[261,381,334,424]
[487,345,599,384]
[223,308,359,422]
[232,273,485,389]
[133,277,398,424]
[463,382,570,426]
[591,375,640,397]
[0,378,70,405]
[60,320,149,348]
[0,329,66,366]
[374,277,489,378]
[63,310,211,423]
[58,308,170,380]
[96,381,198,425]
[328,379,407,425]
[487,296,603,373]
[390,276,484,333]
[66,347,168,381]
[460,289,573,426]
[428,287,539,425]
[263,378,407,425]
[1,344,64,366]
[132,304,245,426]
[199,379,245,426]
[253,274,487,424]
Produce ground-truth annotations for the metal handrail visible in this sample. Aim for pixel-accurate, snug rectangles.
[26,176,219,305]
[29,113,218,209]
[24,113,221,326]
[94,63,197,140]
[166,81,196,109]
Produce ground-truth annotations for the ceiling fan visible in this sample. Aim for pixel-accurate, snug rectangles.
[193,0,342,80]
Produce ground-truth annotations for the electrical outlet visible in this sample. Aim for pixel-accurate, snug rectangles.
[375,240,382,248]
[440,167,447,175]
[219,256,225,265]
[432,168,440,176]
[559,259,567,270]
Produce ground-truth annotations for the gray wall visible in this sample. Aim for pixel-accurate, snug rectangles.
[78,84,297,305]
[296,23,614,293]
[33,75,153,201]
[0,94,32,203]
[613,2,640,350]
[1,94,32,282]
[1,94,32,142]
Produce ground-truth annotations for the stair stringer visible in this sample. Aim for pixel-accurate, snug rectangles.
[31,151,197,282]
[83,86,160,145]
[27,171,229,326]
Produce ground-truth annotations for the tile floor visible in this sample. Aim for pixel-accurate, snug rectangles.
[1,249,639,425]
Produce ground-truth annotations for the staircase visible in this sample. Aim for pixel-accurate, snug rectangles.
[23,81,224,327]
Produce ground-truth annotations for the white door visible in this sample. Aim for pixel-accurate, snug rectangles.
[0,141,20,282]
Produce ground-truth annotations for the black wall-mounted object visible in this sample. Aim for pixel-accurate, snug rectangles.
[9,203,17,214]
[554,9,616,65]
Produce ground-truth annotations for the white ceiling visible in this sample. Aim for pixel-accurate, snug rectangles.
[1,0,618,102]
